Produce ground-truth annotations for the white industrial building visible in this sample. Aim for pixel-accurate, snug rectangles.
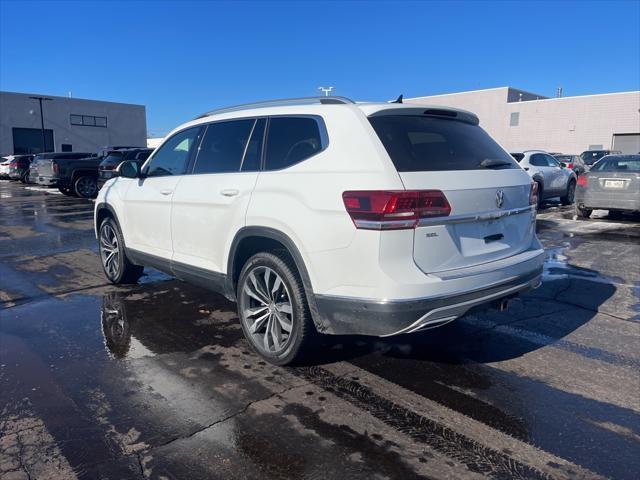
[405,87,640,155]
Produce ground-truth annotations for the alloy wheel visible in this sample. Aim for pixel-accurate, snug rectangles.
[240,266,294,355]
[100,224,120,279]
[78,177,97,197]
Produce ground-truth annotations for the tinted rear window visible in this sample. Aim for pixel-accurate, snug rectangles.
[370,116,518,171]
[265,117,324,170]
[591,156,640,172]
[581,151,609,165]
[104,153,124,164]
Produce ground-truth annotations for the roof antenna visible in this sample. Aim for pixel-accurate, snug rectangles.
[392,94,403,104]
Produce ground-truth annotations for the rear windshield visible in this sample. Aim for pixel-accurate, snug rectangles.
[370,116,518,171]
[511,153,525,162]
[104,153,125,163]
[591,156,640,172]
[581,151,608,165]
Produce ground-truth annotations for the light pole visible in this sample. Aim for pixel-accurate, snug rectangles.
[29,96,52,153]
[318,86,334,97]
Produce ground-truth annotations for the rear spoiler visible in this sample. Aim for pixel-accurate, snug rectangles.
[368,107,479,126]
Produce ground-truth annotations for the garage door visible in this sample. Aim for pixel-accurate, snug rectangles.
[612,133,640,154]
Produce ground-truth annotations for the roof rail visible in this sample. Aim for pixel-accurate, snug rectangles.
[195,96,355,119]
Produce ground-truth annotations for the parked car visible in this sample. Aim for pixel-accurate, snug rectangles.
[26,159,40,184]
[33,152,97,196]
[511,150,577,206]
[554,154,587,176]
[575,154,640,218]
[7,155,35,182]
[0,158,11,178]
[95,96,544,365]
[580,150,621,168]
[98,148,153,189]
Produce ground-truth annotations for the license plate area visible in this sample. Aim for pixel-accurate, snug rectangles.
[603,179,625,189]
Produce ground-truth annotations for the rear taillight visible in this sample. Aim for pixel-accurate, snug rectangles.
[342,190,451,230]
[577,176,588,188]
[9,161,17,167]
[529,182,539,206]
[566,163,574,169]
[52,162,59,174]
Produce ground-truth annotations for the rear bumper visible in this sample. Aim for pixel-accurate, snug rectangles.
[577,191,640,211]
[35,175,59,186]
[313,250,544,336]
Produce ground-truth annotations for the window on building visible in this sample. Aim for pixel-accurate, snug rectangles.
[509,112,520,127]
[70,114,108,127]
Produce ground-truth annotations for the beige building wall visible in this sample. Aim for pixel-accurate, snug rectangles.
[405,87,640,154]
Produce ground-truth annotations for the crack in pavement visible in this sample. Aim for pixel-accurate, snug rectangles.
[137,382,312,462]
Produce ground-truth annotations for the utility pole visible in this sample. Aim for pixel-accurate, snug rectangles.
[29,96,52,153]
[318,86,334,97]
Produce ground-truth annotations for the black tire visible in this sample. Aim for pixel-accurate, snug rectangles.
[237,251,316,365]
[576,206,592,218]
[98,217,144,284]
[58,186,75,196]
[74,175,98,198]
[20,171,29,183]
[561,180,576,205]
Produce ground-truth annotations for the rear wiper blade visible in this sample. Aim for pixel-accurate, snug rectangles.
[480,159,513,169]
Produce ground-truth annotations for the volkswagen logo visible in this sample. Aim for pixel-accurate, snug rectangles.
[495,190,505,208]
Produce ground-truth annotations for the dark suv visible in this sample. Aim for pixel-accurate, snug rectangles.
[98,148,153,189]
[6,155,35,182]
[580,150,622,167]
[554,154,587,176]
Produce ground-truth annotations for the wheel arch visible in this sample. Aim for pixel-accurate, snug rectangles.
[94,203,121,238]
[227,227,328,333]
[72,168,98,181]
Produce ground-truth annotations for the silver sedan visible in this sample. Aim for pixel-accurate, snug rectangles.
[575,154,640,218]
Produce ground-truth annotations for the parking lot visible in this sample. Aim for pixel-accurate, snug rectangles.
[0,179,638,480]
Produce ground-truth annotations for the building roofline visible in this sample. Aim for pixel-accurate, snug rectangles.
[405,86,510,101]
[406,86,639,103]
[507,90,640,104]
[0,90,145,108]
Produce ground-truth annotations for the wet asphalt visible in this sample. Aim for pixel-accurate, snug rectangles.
[0,180,638,480]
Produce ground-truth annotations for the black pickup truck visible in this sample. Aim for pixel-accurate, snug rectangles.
[34,152,99,197]
[34,146,143,198]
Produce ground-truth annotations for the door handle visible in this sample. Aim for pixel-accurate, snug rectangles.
[160,189,173,196]
[220,189,240,197]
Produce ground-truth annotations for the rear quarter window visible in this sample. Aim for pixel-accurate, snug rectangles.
[369,115,517,171]
[265,117,324,170]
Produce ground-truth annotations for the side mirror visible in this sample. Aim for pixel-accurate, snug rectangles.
[117,160,140,179]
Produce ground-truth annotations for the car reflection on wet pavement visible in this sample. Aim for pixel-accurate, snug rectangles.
[1,180,639,480]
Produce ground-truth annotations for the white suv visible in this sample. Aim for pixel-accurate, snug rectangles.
[95,96,544,365]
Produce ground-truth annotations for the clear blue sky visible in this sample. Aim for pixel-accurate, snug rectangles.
[1,0,639,136]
